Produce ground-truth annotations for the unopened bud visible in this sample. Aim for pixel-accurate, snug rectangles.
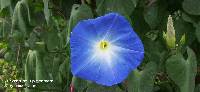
[163,15,176,48]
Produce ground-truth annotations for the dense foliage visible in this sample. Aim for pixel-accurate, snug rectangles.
[0,0,200,92]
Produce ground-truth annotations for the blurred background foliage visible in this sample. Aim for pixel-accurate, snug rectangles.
[0,0,200,92]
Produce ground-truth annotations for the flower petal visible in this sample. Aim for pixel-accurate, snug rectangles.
[71,20,98,43]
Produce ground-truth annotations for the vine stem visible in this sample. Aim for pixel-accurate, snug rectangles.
[70,83,74,92]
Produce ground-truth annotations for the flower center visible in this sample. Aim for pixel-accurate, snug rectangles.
[99,41,109,50]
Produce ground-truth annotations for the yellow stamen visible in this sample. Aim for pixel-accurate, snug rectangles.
[99,41,109,50]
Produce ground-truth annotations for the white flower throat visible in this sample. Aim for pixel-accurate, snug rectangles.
[93,40,116,63]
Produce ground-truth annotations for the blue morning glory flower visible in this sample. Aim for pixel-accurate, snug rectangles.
[70,13,144,86]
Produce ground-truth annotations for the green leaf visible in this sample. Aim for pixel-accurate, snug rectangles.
[28,2,45,26]
[68,4,93,30]
[22,0,31,23]
[195,84,200,92]
[43,29,60,51]
[35,51,48,80]
[60,0,74,19]
[181,12,195,24]
[0,18,11,40]
[0,0,11,10]
[127,62,157,92]
[143,37,167,71]
[96,0,138,16]
[127,70,140,92]
[11,1,25,32]
[195,22,200,43]
[43,0,50,25]
[131,7,150,35]
[166,47,197,92]
[59,55,71,88]
[182,0,200,15]
[4,52,12,61]
[144,1,167,29]
[139,62,157,92]
[174,14,196,45]
[25,50,37,92]
[11,0,31,42]
[144,5,159,29]
[72,76,88,92]
[25,32,39,49]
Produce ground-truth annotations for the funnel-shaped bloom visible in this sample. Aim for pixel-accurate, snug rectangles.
[70,13,144,86]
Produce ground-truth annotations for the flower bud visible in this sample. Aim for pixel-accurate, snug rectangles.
[163,15,176,48]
